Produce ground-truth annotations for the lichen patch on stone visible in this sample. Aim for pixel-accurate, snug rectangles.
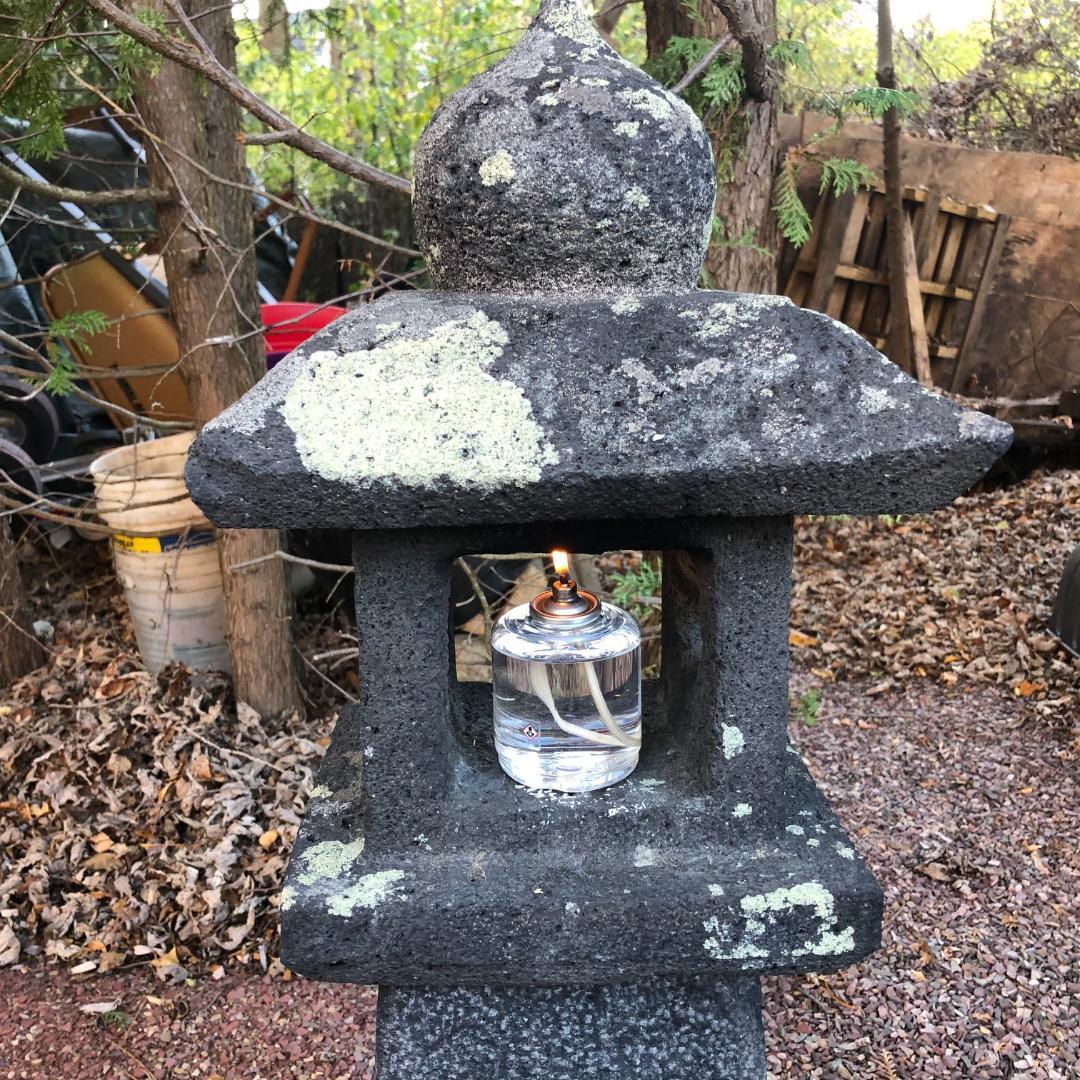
[743,882,833,921]
[703,915,767,961]
[721,724,745,759]
[633,845,657,867]
[859,385,910,415]
[611,295,642,316]
[479,149,517,186]
[732,803,752,817]
[624,186,650,209]
[620,357,663,405]
[281,312,558,491]
[614,121,639,138]
[618,87,674,121]
[541,0,597,46]
[295,837,366,886]
[326,869,406,918]
[736,881,856,959]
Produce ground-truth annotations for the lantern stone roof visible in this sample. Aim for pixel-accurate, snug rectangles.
[186,0,1010,528]
[188,289,1011,530]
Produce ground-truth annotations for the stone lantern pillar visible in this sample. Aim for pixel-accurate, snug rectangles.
[186,2,1011,1076]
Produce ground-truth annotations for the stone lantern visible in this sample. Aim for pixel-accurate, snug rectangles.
[186,1,1011,1075]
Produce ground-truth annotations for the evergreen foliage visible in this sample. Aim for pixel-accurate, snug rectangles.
[42,310,108,396]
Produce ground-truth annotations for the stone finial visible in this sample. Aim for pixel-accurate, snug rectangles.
[412,0,717,294]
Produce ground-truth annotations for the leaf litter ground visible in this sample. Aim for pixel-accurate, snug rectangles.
[0,466,1076,1077]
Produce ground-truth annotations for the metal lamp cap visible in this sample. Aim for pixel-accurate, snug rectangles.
[529,576,601,629]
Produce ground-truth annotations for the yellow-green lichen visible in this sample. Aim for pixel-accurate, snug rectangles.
[542,0,597,45]
[721,724,744,759]
[327,870,407,918]
[295,837,366,886]
[479,149,516,186]
[618,88,674,121]
[281,312,558,491]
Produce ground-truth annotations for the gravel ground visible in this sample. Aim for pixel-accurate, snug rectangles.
[0,967,373,1079]
[766,676,1076,1078]
[2,678,1073,1079]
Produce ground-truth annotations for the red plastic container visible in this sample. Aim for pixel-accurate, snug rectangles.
[262,302,347,366]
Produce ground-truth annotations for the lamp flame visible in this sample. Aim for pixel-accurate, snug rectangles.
[551,549,571,580]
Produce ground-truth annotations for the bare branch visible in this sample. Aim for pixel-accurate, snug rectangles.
[239,130,289,147]
[0,158,170,206]
[672,35,734,95]
[229,549,353,575]
[87,0,412,198]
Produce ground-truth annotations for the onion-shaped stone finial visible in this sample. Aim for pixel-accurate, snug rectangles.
[412,0,717,294]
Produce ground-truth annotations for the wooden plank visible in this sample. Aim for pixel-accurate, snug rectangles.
[938,195,999,222]
[902,215,933,386]
[826,190,870,318]
[782,194,830,305]
[941,218,995,348]
[949,213,1012,392]
[925,215,967,337]
[867,180,999,221]
[914,192,944,272]
[804,191,855,312]
[844,192,888,331]
[862,192,894,341]
[869,337,957,360]
[868,180,999,221]
[795,261,975,300]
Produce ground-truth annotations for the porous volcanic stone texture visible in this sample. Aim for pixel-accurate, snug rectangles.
[186,290,1012,531]
[376,976,765,1079]
[412,0,715,293]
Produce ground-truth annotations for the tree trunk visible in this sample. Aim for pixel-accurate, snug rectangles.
[644,0,779,294]
[138,0,303,718]
[878,0,911,368]
[258,0,287,59]
[0,521,43,686]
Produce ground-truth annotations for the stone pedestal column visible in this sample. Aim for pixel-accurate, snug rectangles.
[378,978,764,1080]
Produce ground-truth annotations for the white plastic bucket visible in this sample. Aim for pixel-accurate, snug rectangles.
[91,433,230,674]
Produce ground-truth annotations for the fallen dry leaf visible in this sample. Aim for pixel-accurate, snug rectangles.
[915,862,953,883]
[78,1000,120,1015]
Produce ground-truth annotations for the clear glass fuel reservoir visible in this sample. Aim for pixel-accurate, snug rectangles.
[490,551,642,792]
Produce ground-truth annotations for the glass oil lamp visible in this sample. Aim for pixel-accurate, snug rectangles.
[490,550,642,792]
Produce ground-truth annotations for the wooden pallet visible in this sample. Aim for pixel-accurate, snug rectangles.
[780,183,1010,391]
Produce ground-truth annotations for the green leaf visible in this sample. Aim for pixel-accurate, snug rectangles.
[770,39,811,71]
[773,159,813,248]
[817,156,876,197]
[41,310,108,397]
